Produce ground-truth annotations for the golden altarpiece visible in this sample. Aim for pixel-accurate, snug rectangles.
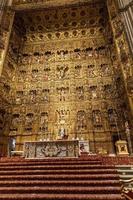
[0,0,133,156]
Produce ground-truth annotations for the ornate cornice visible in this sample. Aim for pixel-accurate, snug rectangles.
[12,0,104,11]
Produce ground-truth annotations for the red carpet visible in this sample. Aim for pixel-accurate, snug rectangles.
[0,156,125,200]
[124,191,133,199]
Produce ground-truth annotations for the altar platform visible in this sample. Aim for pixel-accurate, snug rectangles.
[24,140,79,158]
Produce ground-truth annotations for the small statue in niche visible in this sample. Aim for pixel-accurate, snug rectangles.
[32,69,38,80]
[56,65,69,79]
[76,86,84,100]
[11,114,20,130]
[108,109,117,124]
[21,55,29,65]
[74,49,81,59]
[44,68,50,81]
[57,87,69,102]
[0,30,7,50]
[118,39,128,63]
[29,90,36,103]
[90,86,97,99]
[56,109,69,124]
[100,64,111,76]
[92,110,102,125]
[88,64,96,77]
[125,121,130,136]
[25,113,34,128]
[42,89,50,102]
[77,111,86,131]
[58,126,66,138]
[39,54,44,64]
[60,51,65,60]
[45,51,52,62]
[127,76,133,95]
[113,17,123,38]
[16,91,23,105]
[50,52,55,62]
[63,50,69,60]
[40,112,48,132]
[86,48,93,57]
[32,52,43,64]
[75,65,82,77]
[98,46,106,57]
[103,84,112,98]
[0,109,5,129]
[19,70,27,81]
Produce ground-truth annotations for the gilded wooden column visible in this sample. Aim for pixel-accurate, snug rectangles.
[0,0,14,76]
[117,0,133,56]
[107,0,133,154]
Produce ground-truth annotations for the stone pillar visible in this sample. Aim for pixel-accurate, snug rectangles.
[107,0,133,154]
[0,0,14,76]
[117,0,133,56]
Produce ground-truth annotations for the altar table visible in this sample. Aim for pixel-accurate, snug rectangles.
[24,140,79,158]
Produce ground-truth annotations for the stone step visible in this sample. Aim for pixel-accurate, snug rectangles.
[0,193,125,200]
[116,165,133,169]
[117,169,133,175]
[0,180,121,187]
[119,175,133,179]
[0,174,119,180]
[0,169,117,175]
[0,186,122,194]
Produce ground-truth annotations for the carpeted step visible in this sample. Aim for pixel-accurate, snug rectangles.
[0,193,125,200]
[0,161,102,166]
[0,169,117,175]
[0,165,115,170]
[0,186,122,194]
[0,157,101,162]
[0,174,120,181]
[0,180,121,187]
[0,157,124,200]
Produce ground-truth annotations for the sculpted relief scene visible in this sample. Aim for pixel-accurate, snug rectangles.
[0,0,132,155]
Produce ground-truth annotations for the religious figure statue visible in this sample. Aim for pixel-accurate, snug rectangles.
[76,86,84,100]
[25,113,34,128]
[56,65,69,79]
[42,89,50,102]
[75,65,82,77]
[44,68,50,81]
[11,114,20,130]
[103,84,112,98]
[16,91,23,105]
[0,110,5,129]
[58,126,65,138]
[90,86,97,99]
[40,112,48,132]
[57,87,69,101]
[56,109,69,124]
[100,64,111,76]
[30,90,36,103]
[32,69,38,80]
[93,110,102,125]
[77,111,86,131]
[108,109,117,124]
[113,17,123,38]
[88,65,96,77]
